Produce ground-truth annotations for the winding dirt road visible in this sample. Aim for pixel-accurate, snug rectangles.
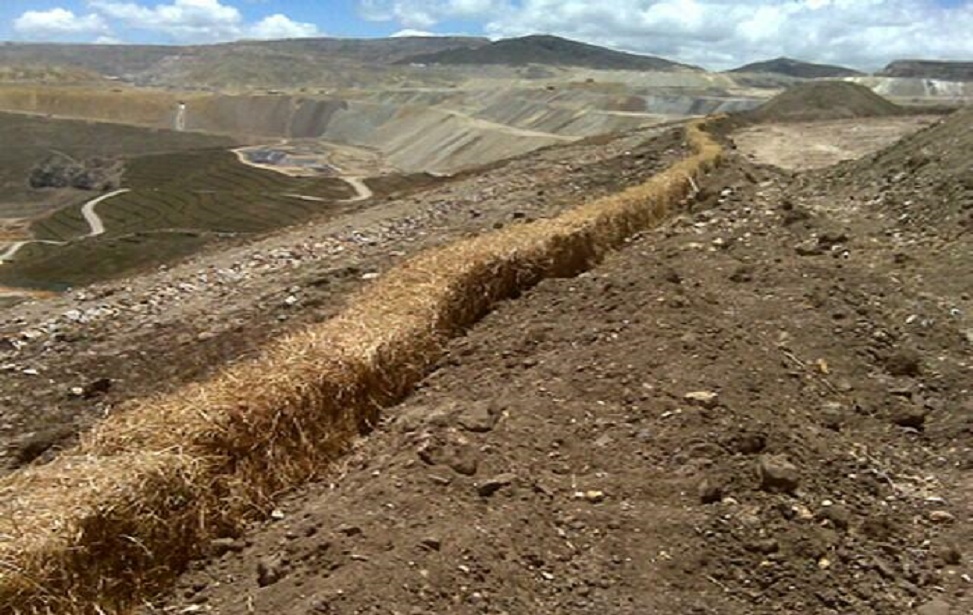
[341,176,373,202]
[0,188,128,263]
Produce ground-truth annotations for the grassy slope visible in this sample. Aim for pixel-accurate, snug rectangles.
[0,111,234,215]
[1,147,361,289]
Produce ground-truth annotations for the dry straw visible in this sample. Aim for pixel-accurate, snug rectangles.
[0,120,722,613]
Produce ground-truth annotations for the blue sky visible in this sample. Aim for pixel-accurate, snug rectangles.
[1,1,971,70]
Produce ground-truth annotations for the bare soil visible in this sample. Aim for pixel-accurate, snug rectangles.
[732,116,939,170]
[0,124,686,471]
[122,115,971,614]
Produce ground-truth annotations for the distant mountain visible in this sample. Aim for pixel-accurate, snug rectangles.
[878,60,973,81]
[728,57,862,79]
[0,37,488,85]
[396,35,700,72]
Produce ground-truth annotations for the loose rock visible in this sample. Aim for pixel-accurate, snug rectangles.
[477,473,517,497]
[758,455,800,494]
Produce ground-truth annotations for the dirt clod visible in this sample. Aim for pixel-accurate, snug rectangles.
[758,454,801,494]
[476,473,516,497]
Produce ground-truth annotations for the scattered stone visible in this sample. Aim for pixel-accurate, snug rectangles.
[745,538,779,554]
[891,404,928,430]
[81,377,112,399]
[817,503,851,530]
[684,391,720,409]
[210,537,247,556]
[928,511,956,524]
[819,402,845,431]
[795,240,825,256]
[477,473,516,497]
[758,455,800,494]
[916,598,953,615]
[442,444,479,476]
[728,265,754,283]
[663,269,682,284]
[885,348,922,377]
[256,556,287,587]
[420,537,442,551]
[729,431,767,455]
[11,425,76,465]
[581,490,606,504]
[336,524,362,537]
[698,478,724,505]
[817,231,849,247]
[937,544,962,566]
[457,400,497,433]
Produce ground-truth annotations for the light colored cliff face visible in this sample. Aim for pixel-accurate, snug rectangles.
[0,83,762,174]
[846,76,973,101]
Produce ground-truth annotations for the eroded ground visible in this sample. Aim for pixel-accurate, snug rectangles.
[732,116,938,170]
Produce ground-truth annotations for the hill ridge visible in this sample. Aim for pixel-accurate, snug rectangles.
[395,34,700,72]
[728,56,862,79]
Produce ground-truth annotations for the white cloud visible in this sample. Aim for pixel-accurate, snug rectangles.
[391,28,438,37]
[13,8,109,39]
[248,14,320,39]
[12,1,321,44]
[89,0,245,41]
[360,0,509,29]
[359,0,973,70]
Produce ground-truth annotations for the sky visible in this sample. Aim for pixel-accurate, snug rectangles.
[0,0,971,71]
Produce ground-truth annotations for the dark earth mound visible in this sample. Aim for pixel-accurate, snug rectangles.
[748,81,902,122]
[729,57,862,79]
[396,34,698,72]
[879,60,973,81]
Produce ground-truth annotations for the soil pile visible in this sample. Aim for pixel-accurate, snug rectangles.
[748,81,902,121]
[824,107,973,230]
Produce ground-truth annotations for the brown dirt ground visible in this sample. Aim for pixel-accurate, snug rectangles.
[732,116,939,170]
[0,125,687,472]
[129,113,971,614]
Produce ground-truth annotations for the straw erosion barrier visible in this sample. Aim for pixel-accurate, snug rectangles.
[0,119,723,613]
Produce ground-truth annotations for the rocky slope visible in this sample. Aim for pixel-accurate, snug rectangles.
[879,60,973,81]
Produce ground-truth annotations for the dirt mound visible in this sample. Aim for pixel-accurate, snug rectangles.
[748,81,902,121]
[823,107,973,230]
